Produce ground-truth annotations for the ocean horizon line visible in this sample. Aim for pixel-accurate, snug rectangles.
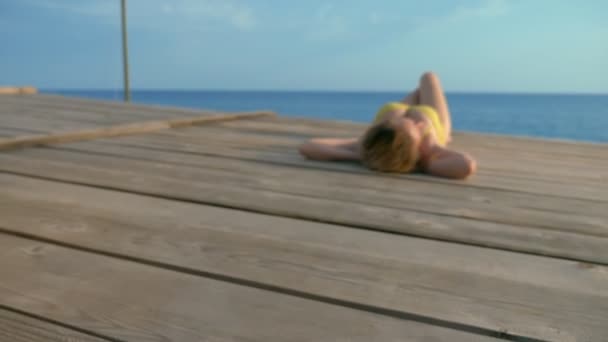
[35,88,608,143]
[42,88,608,97]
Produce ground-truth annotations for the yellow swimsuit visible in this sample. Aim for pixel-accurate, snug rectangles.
[373,102,448,146]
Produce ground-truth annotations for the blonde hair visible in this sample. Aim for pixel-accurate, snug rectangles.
[360,121,420,172]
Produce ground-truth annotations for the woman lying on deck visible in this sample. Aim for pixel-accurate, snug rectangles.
[298,72,477,179]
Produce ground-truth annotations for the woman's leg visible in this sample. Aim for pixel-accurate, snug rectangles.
[400,88,420,105]
[418,72,452,138]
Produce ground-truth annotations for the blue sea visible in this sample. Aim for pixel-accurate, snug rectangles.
[44,90,608,143]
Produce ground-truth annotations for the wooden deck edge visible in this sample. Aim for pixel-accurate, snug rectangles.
[0,86,38,95]
[6,93,607,147]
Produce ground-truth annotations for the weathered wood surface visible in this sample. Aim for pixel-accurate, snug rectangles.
[0,234,501,342]
[0,93,242,124]
[0,97,606,263]
[0,173,606,341]
[0,308,107,342]
[1,105,606,199]
[0,111,274,151]
[0,143,605,264]
[57,137,608,227]
[1,94,607,342]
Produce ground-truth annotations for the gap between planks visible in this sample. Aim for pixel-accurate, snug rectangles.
[0,306,116,342]
[0,148,606,265]
[0,233,505,342]
[3,174,602,340]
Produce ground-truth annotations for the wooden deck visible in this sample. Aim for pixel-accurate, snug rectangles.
[0,94,606,342]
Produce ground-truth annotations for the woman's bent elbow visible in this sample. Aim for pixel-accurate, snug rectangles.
[450,156,477,179]
[298,143,312,159]
[461,157,477,179]
[298,142,326,160]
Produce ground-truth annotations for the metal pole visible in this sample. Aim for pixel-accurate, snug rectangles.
[120,0,131,102]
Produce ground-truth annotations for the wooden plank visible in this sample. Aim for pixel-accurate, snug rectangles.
[60,123,604,197]
[0,100,273,131]
[15,122,608,192]
[0,174,606,341]
[196,123,607,184]
[453,131,608,157]
[29,93,221,115]
[0,98,212,124]
[0,129,16,138]
[195,116,607,166]
[0,234,500,342]
[145,127,608,182]
[0,148,606,264]
[0,93,232,120]
[146,129,608,200]
[157,122,608,173]
[2,94,606,160]
[0,95,271,140]
[2,95,606,177]
[0,126,43,137]
[54,140,608,237]
[0,102,144,125]
[0,95,600,202]
[0,111,275,151]
[3,95,604,197]
[214,116,608,158]
[0,308,108,342]
[3,94,606,158]
[0,114,94,133]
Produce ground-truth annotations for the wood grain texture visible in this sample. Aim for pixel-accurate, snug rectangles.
[86,127,608,201]
[0,93,241,124]
[0,94,274,140]
[0,113,94,134]
[0,111,275,151]
[0,173,606,341]
[168,125,608,181]
[2,94,605,206]
[214,116,608,158]
[1,94,605,191]
[59,139,608,236]
[0,234,500,342]
[3,94,606,157]
[0,103,144,126]
[0,98,272,126]
[0,309,108,342]
[1,94,607,341]
[0,147,606,265]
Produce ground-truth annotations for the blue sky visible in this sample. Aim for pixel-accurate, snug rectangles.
[1,0,607,93]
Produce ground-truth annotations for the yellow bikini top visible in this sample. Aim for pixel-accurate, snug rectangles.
[374,102,448,146]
